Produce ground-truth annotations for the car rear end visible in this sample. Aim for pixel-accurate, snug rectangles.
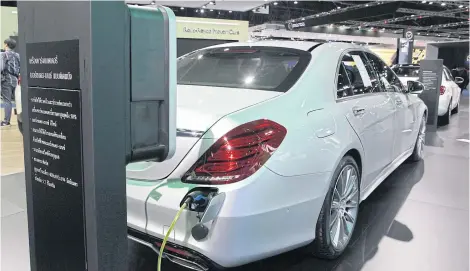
[126,43,332,268]
[392,65,450,116]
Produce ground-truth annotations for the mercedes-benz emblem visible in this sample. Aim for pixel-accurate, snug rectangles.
[405,31,414,41]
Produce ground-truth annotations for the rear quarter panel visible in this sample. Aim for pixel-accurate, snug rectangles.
[204,44,365,177]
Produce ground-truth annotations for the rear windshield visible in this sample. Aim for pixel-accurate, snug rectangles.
[391,66,420,77]
[177,46,311,92]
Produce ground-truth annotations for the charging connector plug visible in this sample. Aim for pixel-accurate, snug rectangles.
[183,191,210,212]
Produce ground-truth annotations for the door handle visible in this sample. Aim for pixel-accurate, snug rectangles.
[352,107,365,116]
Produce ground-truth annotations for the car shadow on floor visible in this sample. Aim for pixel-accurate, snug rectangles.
[128,161,425,271]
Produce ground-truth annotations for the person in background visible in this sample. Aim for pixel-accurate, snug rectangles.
[0,38,20,127]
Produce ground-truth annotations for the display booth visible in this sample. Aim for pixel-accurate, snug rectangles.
[426,40,470,89]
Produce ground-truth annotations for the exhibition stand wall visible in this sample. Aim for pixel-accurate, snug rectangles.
[0,6,18,42]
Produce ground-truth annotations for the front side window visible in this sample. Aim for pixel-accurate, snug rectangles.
[340,52,376,96]
[177,46,311,92]
[391,66,420,77]
[366,53,404,92]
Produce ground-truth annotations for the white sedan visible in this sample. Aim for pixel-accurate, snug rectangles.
[126,41,427,270]
[392,64,463,125]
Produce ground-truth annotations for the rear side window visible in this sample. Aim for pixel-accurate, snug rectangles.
[177,46,311,92]
[337,64,353,98]
[443,67,454,81]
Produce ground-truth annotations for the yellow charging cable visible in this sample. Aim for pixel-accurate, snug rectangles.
[157,202,188,271]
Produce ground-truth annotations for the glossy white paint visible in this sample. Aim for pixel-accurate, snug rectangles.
[126,41,427,268]
[398,68,461,117]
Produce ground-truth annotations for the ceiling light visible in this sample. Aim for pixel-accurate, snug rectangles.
[411,14,415,17]
[209,1,215,4]
[196,9,199,13]
[422,0,426,3]
[202,5,206,8]
[180,7,184,10]
[244,76,254,84]
[210,9,213,11]
[441,2,446,6]
[274,2,278,5]
[200,9,204,13]
[294,1,298,4]
[366,4,369,7]
[302,18,305,21]
[429,2,433,4]
[229,10,232,13]
[459,5,464,8]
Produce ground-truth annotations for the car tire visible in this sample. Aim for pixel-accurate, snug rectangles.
[307,155,360,259]
[438,100,451,126]
[17,113,23,135]
[452,100,459,114]
[18,120,23,135]
[408,114,426,162]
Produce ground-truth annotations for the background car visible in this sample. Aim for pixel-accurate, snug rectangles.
[391,63,463,125]
[126,41,427,270]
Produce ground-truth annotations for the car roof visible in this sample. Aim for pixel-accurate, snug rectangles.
[205,40,365,52]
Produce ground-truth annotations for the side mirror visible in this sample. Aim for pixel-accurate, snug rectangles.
[407,80,425,94]
[455,76,465,84]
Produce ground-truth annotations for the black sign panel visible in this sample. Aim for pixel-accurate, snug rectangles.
[419,59,443,130]
[26,40,80,89]
[26,40,85,271]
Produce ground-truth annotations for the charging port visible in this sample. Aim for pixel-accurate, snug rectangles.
[180,187,218,213]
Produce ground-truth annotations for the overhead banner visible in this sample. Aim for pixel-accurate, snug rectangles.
[176,16,249,41]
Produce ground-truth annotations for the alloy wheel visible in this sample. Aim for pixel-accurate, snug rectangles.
[329,165,359,251]
[416,116,426,158]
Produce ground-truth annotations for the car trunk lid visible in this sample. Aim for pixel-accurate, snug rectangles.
[126,85,281,180]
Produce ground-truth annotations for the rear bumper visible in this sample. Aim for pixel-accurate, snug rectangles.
[128,228,218,271]
[127,167,331,268]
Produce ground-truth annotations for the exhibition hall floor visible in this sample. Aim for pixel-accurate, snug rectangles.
[1,98,469,271]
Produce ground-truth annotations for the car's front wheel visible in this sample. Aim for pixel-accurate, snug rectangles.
[308,155,360,259]
[408,114,426,162]
[452,100,459,114]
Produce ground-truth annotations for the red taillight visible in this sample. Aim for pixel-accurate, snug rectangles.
[18,75,21,84]
[182,119,287,185]
[440,85,446,95]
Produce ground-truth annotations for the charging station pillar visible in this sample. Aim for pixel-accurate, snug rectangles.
[18,1,129,270]
[18,1,176,270]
